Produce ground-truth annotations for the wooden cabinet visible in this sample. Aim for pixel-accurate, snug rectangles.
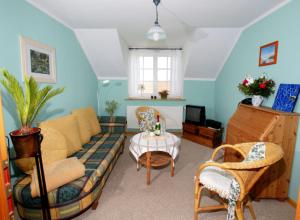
[0,96,14,220]
[296,188,300,220]
[225,104,299,199]
[182,123,223,148]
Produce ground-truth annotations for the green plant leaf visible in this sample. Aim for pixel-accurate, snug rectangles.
[23,75,32,126]
[0,69,65,129]
[0,69,25,125]
[26,76,40,126]
[30,87,65,124]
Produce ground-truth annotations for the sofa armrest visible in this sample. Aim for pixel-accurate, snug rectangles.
[98,116,127,133]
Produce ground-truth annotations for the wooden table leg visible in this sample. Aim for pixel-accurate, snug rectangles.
[170,158,174,177]
[137,159,140,171]
[146,151,151,185]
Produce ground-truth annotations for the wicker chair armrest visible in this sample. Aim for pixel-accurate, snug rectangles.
[221,160,270,170]
[211,144,247,161]
[195,161,219,183]
[195,161,246,199]
[211,142,284,170]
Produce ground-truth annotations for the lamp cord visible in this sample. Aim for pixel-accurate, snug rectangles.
[153,0,160,25]
[155,4,159,24]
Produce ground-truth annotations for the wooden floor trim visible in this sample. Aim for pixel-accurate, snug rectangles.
[287,197,297,208]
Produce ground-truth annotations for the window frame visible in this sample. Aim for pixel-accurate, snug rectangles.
[128,49,183,99]
[137,53,172,97]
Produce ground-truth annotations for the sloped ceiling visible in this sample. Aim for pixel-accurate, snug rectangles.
[184,28,242,79]
[75,29,128,79]
[26,0,289,80]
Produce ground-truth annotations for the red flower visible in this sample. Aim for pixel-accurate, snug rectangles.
[259,83,266,89]
[243,79,248,85]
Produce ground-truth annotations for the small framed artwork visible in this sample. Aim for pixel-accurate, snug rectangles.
[259,41,279,67]
[20,36,56,83]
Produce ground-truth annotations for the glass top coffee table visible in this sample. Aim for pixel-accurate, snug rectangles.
[129,132,181,185]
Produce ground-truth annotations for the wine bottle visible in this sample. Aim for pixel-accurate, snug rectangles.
[155,115,161,136]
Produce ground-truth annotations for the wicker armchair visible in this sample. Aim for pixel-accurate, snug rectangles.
[194,142,284,220]
[135,106,166,130]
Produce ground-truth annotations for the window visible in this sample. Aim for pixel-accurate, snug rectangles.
[128,49,183,98]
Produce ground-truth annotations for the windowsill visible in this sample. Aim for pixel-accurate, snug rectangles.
[125,97,186,101]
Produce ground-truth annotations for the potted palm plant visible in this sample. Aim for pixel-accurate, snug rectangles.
[0,69,64,157]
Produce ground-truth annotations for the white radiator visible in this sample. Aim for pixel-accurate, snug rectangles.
[127,106,183,130]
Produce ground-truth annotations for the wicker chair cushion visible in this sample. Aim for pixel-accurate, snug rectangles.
[138,109,156,131]
[199,166,235,199]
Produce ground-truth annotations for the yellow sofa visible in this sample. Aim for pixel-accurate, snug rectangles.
[13,107,127,220]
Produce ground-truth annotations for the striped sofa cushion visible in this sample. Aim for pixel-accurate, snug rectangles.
[14,132,125,220]
[98,116,127,134]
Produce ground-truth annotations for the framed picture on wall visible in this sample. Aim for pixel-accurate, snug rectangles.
[259,41,279,67]
[20,36,56,83]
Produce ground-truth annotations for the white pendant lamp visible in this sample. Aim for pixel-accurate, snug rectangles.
[146,0,166,41]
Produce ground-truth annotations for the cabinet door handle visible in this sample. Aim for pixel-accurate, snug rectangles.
[6,186,12,196]
[2,160,9,168]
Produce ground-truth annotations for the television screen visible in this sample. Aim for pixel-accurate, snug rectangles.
[185,105,206,126]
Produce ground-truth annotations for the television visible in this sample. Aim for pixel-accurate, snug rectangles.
[185,105,206,126]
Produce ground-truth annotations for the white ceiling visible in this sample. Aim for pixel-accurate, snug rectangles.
[27,0,289,79]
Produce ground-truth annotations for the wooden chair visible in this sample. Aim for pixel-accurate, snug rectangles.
[194,142,284,220]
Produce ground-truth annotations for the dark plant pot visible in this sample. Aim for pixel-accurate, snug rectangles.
[160,94,168,99]
[10,127,43,158]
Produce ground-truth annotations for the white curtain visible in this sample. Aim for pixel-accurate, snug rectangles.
[169,50,183,98]
[128,49,183,98]
[128,50,140,98]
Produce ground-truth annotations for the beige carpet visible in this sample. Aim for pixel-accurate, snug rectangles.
[16,136,295,220]
[73,136,296,220]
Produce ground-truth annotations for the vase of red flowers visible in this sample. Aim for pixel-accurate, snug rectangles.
[238,74,275,107]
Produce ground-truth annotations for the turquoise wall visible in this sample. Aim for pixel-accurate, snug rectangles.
[98,79,215,119]
[215,0,300,201]
[0,0,98,135]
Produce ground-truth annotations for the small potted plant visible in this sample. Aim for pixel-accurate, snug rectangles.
[238,74,275,106]
[105,100,118,117]
[0,69,64,157]
[159,90,169,99]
